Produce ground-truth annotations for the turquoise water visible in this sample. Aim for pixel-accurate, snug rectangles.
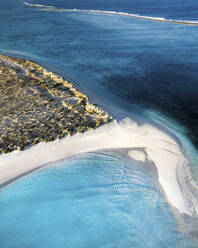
[0,151,197,247]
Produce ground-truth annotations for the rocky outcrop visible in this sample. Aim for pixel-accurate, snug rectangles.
[0,54,112,154]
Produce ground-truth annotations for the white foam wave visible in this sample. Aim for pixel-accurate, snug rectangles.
[23,2,198,26]
[23,1,55,9]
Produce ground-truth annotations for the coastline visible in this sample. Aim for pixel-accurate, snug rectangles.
[1,118,198,222]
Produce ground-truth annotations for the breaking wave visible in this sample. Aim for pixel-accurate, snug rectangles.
[23,1,198,26]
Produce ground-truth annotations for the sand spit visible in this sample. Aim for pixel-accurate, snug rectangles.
[1,118,198,222]
[0,54,111,154]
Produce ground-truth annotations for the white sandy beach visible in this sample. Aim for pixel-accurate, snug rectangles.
[0,117,197,220]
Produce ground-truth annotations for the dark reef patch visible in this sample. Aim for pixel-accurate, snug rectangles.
[0,54,112,154]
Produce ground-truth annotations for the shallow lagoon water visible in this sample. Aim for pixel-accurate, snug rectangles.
[0,151,197,248]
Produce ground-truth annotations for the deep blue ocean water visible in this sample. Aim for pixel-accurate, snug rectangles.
[1,0,198,147]
[0,152,197,248]
[1,0,198,247]
[27,0,198,20]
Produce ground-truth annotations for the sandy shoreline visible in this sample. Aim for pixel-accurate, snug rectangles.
[1,118,197,218]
